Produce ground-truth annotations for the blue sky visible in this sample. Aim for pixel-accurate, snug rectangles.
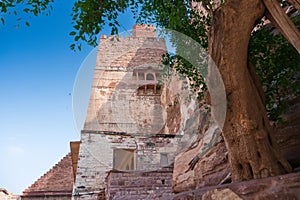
[0,0,134,194]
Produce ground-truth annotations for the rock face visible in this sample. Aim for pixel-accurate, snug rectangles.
[202,188,242,200]
[172,171,300,200]
[193,142,230,188]
[172,133,230,193]
[172,105,231,193]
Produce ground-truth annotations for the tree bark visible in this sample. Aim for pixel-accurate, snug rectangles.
[208,0,292,182]
[287,0,300,12]
[264,0,300,54]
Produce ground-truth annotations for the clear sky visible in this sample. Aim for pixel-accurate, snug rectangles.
[0,0,134,194]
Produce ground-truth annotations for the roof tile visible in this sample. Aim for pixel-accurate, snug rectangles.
[22,153,73,196]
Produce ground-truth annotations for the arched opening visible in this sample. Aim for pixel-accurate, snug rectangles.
[146,73,155,80]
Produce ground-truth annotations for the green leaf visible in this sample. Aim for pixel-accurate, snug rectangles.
[69,31,76,36]
[70,44,75,51]
[23,8,30,13]
[74,35,80,41]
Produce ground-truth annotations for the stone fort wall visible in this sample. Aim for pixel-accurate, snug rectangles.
[73,25,182,199]
[106,167,174,200]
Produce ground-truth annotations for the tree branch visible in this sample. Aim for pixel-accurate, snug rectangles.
[263,0,300,54]
[287,0,300,11]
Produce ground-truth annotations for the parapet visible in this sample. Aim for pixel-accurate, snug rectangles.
[100,24,157,45]
[96,24,166,68]
[132,24,156,38]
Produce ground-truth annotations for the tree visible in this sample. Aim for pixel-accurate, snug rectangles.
[2,0,299,182]
[0,0,54,27]
[208,0,289,181]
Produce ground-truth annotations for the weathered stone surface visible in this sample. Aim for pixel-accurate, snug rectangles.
[194,142,230,188]
[173,122,230,193]
[172,171,300,200]
[74,25,186,199]
[202,188,242,200]
[106,167,174,200]
[84,25,167,133]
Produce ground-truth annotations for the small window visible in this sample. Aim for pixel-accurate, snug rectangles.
[113,149,135,170]
[146,73,155,80]
[138,72,144,80]
[160,153,169,167]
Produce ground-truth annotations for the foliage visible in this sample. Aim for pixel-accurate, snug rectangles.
[70,1,209,49]
[0,0,54,28]
[249,16,300,121]
[70,0,135,50]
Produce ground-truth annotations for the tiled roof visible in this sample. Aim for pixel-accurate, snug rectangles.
[22,153,73,197]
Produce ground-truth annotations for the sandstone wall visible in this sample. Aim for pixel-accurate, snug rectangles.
[73,131,179,197]
[73,133,112,199]
[85,28,166,133]
[74,25,171,199]
[106,167,173,200]
[21,196,70,200]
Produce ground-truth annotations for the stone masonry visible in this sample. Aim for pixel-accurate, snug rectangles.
[73,25,191,200]
[106,167,174,200]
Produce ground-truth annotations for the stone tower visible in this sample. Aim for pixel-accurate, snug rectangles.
[73,25,181,199]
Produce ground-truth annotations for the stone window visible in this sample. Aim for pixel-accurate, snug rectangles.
[146,73,155,80]
[160,153,169,167]
[113,149,135,170]
[138,72,144,80]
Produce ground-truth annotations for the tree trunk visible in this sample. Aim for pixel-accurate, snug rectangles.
[264,0,300,54]
[208,0,292,182]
